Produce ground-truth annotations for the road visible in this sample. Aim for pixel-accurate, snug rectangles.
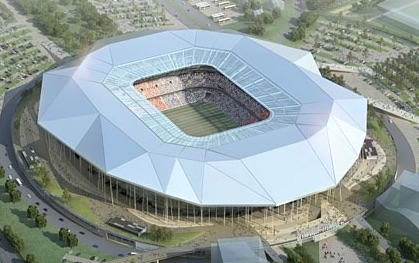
[0,81,158,263]
[0,231,23,263]
[383,115,416,178]
[158,0,221,30]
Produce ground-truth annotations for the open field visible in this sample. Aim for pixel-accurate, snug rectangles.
[223,0,297,42]
[163,101,238,137]
[376,0,419,37]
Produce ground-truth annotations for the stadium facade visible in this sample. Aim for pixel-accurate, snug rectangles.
[38,30,367,221]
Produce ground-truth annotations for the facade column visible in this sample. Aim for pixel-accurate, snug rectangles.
[146,191,149,214]
[223,207,226,226]
[271,208,274,235]
[178,201,180,222]
[155,192,157,217]
[134,186,136,210]
[231,207,234,227]
[109,177,114,205]
[200,207,203,225]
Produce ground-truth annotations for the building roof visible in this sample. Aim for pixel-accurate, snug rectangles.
[38,30,367,207]
[211,236,268,263]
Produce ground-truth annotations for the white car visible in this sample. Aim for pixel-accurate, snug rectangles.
[8,175,12,179]
[8,165,12,169]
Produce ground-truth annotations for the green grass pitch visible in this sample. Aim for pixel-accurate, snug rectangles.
[163,101,239,137]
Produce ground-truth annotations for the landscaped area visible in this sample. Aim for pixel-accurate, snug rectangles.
[0,177,116,263]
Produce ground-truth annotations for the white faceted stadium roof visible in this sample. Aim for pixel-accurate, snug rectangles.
[38,30,367,207]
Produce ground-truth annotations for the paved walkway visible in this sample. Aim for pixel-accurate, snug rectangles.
[319,235,363,263]
[63,254,98,263]
[368,98,419,124]
[107,247,194,263]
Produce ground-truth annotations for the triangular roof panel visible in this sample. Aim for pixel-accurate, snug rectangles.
[166,160,200,204]
[75,116,106,169]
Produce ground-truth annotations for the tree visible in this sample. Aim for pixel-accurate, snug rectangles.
[414,92,419,106]
[380,222,391,237]
[3,225,24,253]
[12,235,25,253]
[67,233,78,248]
[41,173,51,188]
[386,247,401,263]
[147,225,173,242]
[0,165,4,179]
[377,114,385,129]
[59,227,70,241]
[248,22,265,36]
[260,12,274,25]
[25,253,37,263]
[293,244,316,263]
[347,51,353,63]
[378,37,384,52]
[285,247,304,263]
[62,188,72,203]
[297,12,318,28]
[355,228,379,247]
[33,166,52,188]
[9,187,21,203]
[399,237,419,262]
[5,179,15,193]
[362,48,369,59]
[272,8,281,19]
[35,214,47,229]
[27,205,39,219]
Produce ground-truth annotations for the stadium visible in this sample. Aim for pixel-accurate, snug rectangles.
[38,30,367,223]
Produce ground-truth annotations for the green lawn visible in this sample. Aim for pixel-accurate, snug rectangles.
[66,194,99,224]
[0,178,115,263]
[367,115,392,148]
[302,242,319,263]
[264,0,298,42]
[107,223,203,246]
[400,91,410,102]
[223,0,297,43]
[139,231,203,246]
[33,172,62,197]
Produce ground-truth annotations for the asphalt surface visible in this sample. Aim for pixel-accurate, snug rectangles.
[158,0,221,30]
[383,115,416,178]
[0,231,23,263]
[0,81,157,263]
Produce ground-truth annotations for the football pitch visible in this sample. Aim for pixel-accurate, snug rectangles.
[163,101,239,137]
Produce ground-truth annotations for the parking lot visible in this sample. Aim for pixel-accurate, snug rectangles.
[0,25,53,92]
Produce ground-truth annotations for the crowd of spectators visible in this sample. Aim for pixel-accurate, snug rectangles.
[133,68,270,126]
